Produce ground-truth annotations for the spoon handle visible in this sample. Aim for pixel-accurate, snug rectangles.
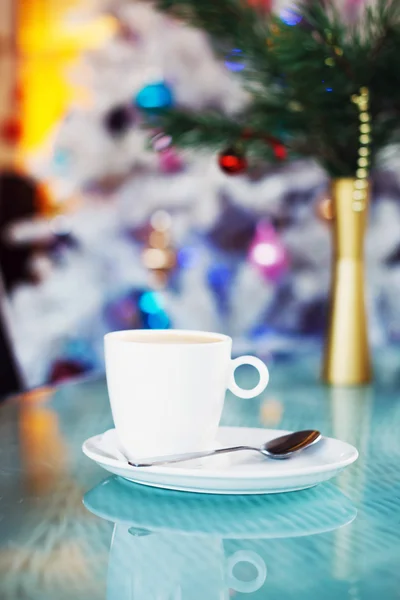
[128,445,254,468]
[128,430,321,468]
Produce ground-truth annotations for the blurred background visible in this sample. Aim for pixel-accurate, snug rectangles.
[1,0,400,393]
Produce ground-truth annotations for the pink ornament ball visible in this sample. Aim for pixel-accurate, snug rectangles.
[248,221,289,282]
[158,148,184,174]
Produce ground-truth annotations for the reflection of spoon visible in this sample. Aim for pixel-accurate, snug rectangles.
[128,430,321,467]
[84,476,357,539]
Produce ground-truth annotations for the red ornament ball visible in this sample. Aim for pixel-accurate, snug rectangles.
[218,147,248,175]
[273,142,287,161]
[247,0,272,12]
[0,118,22,145]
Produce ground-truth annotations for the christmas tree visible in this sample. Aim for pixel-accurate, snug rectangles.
[141,0,400,385]
[6,0,400,387]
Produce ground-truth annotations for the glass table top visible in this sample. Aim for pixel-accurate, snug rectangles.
[0,352,400,599]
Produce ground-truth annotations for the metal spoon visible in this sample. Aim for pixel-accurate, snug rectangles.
[128,430,321,468]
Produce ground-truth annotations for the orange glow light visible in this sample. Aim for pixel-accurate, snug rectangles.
[17,0,116,154]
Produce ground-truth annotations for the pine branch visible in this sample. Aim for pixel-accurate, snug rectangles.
[155,109,289,162]
[139,0,400,177]
[155,110,245,148]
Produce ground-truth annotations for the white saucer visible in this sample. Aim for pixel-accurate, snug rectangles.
[82,427,358,495]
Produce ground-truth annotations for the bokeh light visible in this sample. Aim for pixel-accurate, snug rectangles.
[280,9,302,26]
[150,210,172,232]
[177,246,198,268]
[148,311,170,329]
[252,242,280,267]
[225,49,245,72]
[139,291,164,315]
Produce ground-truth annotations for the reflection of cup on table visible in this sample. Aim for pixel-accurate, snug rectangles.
[107,527,266,600]
[104,330,269,460]
[84,477,357,600]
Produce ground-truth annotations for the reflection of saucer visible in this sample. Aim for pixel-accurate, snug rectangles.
[84,476,357,539]
[82,427,358,494]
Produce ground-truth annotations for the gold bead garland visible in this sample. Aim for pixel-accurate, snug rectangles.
[322,36,370,212]
[351,87,371,212]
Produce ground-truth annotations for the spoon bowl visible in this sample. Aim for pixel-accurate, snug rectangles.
[260,430,322,459]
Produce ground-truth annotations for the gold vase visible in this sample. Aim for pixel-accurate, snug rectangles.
[322,178,372,386]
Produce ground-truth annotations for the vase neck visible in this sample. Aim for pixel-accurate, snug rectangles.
[330,178,369,259]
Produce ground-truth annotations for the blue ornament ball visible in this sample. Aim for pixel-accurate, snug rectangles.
[280,8,302,26]
[135,81,174,112]
[225,48,245,72]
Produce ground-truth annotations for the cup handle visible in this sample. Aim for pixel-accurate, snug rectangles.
[225,550,267,594]
[228,356,269,399]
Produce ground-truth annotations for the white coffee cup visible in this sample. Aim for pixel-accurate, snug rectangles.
[104,329,269,460]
